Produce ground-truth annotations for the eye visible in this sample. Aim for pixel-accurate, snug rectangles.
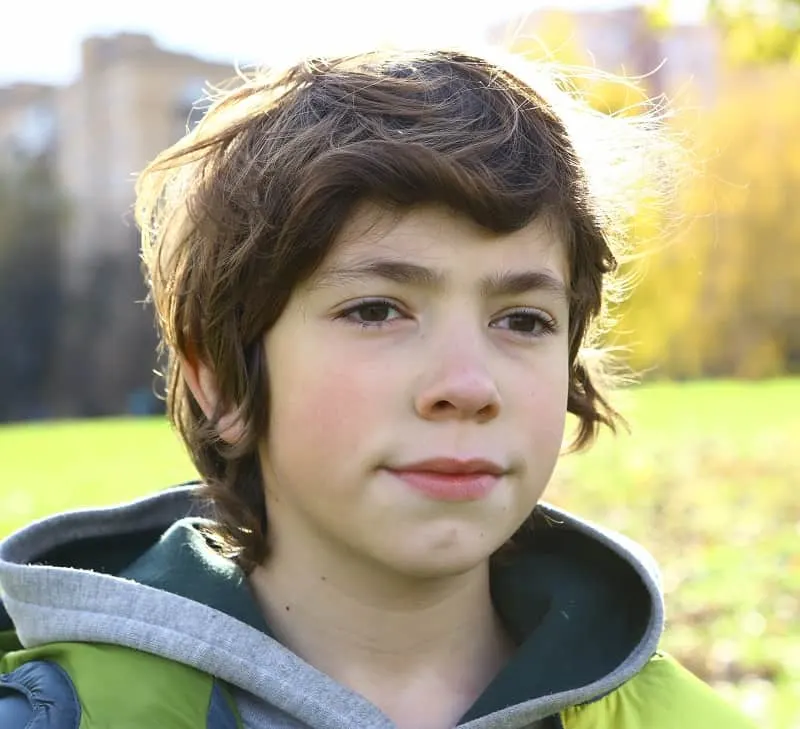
[338,299,406,328]
[491,309,557,338]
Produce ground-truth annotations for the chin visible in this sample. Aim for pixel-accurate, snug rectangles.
[378,529,508,579]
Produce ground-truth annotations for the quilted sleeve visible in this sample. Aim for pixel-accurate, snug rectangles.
[560,653,759,729]
[0,660,81,728]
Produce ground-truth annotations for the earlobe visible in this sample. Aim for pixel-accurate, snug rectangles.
[179,353,245,444]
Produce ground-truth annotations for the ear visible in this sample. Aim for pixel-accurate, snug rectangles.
[180,352,245,445]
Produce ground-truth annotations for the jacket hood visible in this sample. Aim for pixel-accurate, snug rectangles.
[0,485,665,728]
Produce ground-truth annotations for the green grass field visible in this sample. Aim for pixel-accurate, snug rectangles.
[1,378,798,726]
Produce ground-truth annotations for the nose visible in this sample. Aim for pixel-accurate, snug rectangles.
[414,340,501,424]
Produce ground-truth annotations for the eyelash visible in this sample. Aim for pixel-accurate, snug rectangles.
[337,298,558,338]
[338,299,407,328]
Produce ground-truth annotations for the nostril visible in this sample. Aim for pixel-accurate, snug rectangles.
[414,374,502,422]
[477,402,499,421]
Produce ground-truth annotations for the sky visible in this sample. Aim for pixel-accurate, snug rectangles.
[0,0,708,86]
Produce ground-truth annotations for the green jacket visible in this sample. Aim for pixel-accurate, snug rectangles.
[0,638,753,728]
[0,485,757,728]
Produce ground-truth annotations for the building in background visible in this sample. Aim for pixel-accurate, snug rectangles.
[0,19,725,296]
[0,34,237,416]
[486,5,721,105]
[658,22,722,105]
[55,33,234,292]
[0,83,58,170]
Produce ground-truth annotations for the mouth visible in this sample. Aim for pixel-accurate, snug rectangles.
[389,457,507,476]
[384,458,507,502]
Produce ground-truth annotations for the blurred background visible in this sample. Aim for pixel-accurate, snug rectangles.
[0,0,798,726]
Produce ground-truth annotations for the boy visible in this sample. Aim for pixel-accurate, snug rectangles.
[0,48,756,728]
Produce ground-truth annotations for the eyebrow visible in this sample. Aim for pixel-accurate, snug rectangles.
[312,259,570,304]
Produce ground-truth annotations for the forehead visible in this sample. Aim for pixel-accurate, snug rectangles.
[319,202,569,281]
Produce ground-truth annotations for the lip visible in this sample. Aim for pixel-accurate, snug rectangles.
[385,458,506,502]
[391,457,506,476]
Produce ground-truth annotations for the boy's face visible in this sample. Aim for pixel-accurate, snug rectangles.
[259,204,570,578]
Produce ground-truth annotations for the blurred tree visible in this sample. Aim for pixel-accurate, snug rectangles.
[506,10,592,74]
[0,159,65,420]
[709,0,800,64]
[506,12,800,378]
[0,161,160,420]
[615,66,800,378]
[53,227,161,417]
[507,10,650,115]
[644,0,674,30]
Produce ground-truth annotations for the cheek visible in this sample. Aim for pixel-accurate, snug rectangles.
[267,341,396,473]
[516,356,570,448]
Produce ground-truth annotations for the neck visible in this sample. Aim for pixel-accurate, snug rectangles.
[248,527,514,729]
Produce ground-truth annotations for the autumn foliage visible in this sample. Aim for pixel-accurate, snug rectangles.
[620,66,800,378]
[508,14,800,379]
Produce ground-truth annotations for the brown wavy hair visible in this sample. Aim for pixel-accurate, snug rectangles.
[135,47,670,572]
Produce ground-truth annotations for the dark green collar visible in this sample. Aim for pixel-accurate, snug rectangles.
[24,509,652,721]
[120,514,652,720]
[119,518,271,636]
[464,516,651,719]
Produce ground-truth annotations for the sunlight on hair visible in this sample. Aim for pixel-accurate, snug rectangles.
[133,42,688,563]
